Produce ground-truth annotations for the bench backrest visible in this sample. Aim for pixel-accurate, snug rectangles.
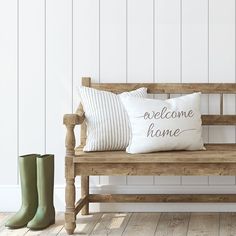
[78,77,236,146]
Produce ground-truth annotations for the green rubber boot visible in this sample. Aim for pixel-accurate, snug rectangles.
[5,154,39,229]
[27,154,55,230]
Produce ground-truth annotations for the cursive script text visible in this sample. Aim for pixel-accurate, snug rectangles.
[137,107,194,120]
[147,123,196,138]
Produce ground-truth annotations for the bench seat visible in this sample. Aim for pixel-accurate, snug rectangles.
[74,144,236,163]
[74,144,236,176]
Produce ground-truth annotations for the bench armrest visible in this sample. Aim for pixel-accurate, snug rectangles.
[63,113,85,156]
[63,113,85,126]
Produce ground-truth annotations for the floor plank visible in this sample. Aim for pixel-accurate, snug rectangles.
[0,213,11,227]
[187,213,219,236]
[57,213,102,236]
[0,226,29,236]
[2,212,236,236]
[155,213,190,236]
[90,213,131,236]
[122,213,161,236]
[219,213,236,236]
[0,213,14,233]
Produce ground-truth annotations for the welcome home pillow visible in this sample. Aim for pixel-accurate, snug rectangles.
[79,86,147,151]
[120,93,204,154]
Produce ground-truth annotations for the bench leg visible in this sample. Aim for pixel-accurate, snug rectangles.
[81,176,89,215]
[65,178,76,235]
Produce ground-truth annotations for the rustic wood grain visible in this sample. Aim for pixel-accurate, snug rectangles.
[64,80,236,234]
[122,213,161,236]
[220,94,224,115]
[74,144,236,163]
[0,226,29,236]
[75,197,88,215]
[187,213,219,236]
[64,115,76,234]
[63,114,84,127]
[81,176,89,215]
[2,213,236,235]
[58,213,102,236]
[75,163,236,176]
[0,213,13,233]
[91,82,236,94]
[202,115,236,125]
[219,213,236,236]
[155,213,190,236]
[89,194,236,203]
[90,213,131,236]
[0,213,11,227]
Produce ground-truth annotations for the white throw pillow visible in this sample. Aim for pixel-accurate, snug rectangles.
[79,86,147,151]
[120,93,204,154]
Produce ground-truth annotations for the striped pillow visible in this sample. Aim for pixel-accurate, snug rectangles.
[79,86,147,151]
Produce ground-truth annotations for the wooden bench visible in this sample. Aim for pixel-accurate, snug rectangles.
[63,77,236,235]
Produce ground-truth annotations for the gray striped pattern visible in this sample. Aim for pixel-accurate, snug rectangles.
[79,86,147,151]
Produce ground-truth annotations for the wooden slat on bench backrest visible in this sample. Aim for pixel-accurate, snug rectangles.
[202,115,236,125]
[91,83,236,94]
[77,78,236,147]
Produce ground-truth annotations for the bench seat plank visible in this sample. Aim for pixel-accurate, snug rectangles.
[74,144,236,164]
[75,163,236,176]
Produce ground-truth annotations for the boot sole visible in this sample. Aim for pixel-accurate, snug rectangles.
[27,219,55,231]
[5,224,27,229]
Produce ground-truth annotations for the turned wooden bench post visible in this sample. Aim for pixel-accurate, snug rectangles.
[64,114,82,235]
[81,176,89,215]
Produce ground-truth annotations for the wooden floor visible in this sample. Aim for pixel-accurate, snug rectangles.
[1,212,236,236]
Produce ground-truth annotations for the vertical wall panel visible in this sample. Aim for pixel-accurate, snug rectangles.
[99,0,126,185]
[19,0,45,155]
[154,0,181,185]
[127,0,153,185]
[127,0,153,82]
[208,0,235,185]
[46,0,72,184]
[73,0,100,186]
[73,0,99,110]
[0,0,18,184]
[182,0,208,83]
[100,0,126,82]
[181,0,209,185]
[156,0,181,83]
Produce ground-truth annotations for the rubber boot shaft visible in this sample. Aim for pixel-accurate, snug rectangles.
[5,154,38,229]
[27,154,55,230]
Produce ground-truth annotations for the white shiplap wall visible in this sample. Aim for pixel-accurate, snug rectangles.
[1,0,236,211]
